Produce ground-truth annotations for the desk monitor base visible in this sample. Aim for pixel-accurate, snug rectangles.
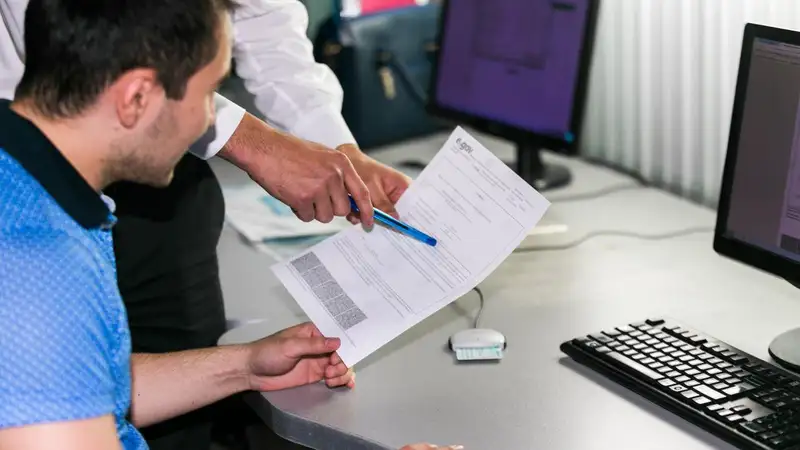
[514,142,571,192]
[769,327,800,372]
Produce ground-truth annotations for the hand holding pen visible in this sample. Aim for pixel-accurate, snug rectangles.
[349,196,437,247]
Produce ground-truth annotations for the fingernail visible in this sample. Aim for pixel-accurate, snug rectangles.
[326,338,340,347]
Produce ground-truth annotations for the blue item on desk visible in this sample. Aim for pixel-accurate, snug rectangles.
[348,196,437,247]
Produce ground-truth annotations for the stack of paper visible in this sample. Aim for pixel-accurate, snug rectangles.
[271,127,551,367]
[223,184,351,243]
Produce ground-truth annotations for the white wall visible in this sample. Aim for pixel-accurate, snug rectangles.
[580,0,800,205]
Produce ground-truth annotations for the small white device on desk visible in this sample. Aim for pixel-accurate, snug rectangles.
[448,329,506,361]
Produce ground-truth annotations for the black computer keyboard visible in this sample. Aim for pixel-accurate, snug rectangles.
[561,318,800,450]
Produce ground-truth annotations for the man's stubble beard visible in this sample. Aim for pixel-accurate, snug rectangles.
[107,105,181,188]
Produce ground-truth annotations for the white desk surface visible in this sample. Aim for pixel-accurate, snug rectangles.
[212,131,800,449]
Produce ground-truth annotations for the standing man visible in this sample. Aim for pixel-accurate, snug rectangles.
[0,1,411,448]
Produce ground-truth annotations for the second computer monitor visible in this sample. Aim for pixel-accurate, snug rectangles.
[427,0,599,190]
[715,24,800,371]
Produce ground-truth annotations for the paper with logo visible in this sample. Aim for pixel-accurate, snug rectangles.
[271,127,551,366]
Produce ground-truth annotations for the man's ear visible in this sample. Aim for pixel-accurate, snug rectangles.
[112,69,161,130]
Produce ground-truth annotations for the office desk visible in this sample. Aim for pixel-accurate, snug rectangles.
[213,133,800,449]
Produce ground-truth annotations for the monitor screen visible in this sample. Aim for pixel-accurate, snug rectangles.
[724,37,800,262]
[432,0,592,142]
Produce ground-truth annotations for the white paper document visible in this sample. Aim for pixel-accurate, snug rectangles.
[271,127,551,366]
[223,184,350,242]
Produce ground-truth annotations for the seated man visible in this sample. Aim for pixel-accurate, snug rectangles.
[0,1,459,449]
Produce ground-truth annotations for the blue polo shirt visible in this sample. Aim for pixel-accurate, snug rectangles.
[0,100,146,449]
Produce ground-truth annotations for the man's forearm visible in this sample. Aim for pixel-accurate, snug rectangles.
[129,346,251,428]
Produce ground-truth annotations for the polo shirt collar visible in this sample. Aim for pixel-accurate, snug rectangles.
[0,99,110,229]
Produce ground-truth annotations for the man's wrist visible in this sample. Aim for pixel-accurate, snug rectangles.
[337,143,363,160]
[218,113,279,175]
[225,344,256,393]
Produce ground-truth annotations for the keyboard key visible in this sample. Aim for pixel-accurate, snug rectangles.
[723,382,756,396]
[603,329,621,338]
[657,367,672,374]
[617,345,631,352]
[708,358,723,365]
[591,334,613,343]
[633,343,647,350]
[667,371,681,378]
[681,390,699,399]
[696,385,726,401]
[624,349,637,357]
[596,346,612,354]
[698,353,714,360]
[646,318,665,326]
[654,343,668,350]
[696,374,710,381]
[629,331,644,338]
[685,380,700,388]
[732,405,752,415]
[663,337,678,344]
[698,364,713,371]
[685,369,701,376]
[725,415,744,424]
[663,346,678,354]
[651,352,666,359]
[690,336,708,345]
[640,358,656,365]
[677,364,692,372]
[616,325,635,333]
[730,355,748,364]
[689,360,704,367]
[675,376,691,383]
[655,333,670,340]
[703,378,720,386]
[645,339,660,345]
[658,356,673,363]
[708,368,722,376]
[632,354,646,361]
[649,362,665,370]
[713,383,729,391]
[679,355,694,362]
[717,409,733,417]
[670,385,688,393]
[642,348,656,355]
[606,352,664,380]
[646,329,661,336]
[707,404,724,412]
[739,422,765,434]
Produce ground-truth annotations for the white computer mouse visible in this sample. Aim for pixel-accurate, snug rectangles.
[448,328,507,361]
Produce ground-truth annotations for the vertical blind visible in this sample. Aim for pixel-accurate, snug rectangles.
[580,0,800,206]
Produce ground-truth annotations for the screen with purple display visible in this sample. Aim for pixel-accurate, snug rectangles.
[433,0,591,141]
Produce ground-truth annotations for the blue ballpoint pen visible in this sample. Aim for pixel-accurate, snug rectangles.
[348,196,437,247]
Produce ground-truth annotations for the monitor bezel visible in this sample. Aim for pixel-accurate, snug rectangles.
[714,23,800,282]
[425,0,600,154]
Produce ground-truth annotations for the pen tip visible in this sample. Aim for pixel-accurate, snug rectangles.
[426,237,437,246]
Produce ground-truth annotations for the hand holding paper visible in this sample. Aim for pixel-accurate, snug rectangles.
[271,127,551,367]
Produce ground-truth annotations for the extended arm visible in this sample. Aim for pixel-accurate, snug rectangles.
[128,323,352,428]
[128,346,250,428]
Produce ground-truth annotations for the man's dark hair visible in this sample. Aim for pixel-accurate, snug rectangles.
[15,0,236,118]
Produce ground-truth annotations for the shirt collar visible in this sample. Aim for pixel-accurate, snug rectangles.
[0,99,111,229]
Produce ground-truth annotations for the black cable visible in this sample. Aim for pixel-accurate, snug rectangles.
[471,286,485,329]
[513,226,714,253]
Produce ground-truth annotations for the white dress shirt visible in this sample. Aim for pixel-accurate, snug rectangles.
[0,0,356,159]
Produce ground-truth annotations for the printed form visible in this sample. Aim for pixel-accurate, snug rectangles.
[271,127,551,366]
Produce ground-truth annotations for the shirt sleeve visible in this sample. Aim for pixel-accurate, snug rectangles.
[0,234,118,427]
[229,0,357,149]
[187,93,246,160]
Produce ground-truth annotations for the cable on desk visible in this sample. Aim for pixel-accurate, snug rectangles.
[548,183,646,203]
[471,286,485,329]
[513,226,715,253]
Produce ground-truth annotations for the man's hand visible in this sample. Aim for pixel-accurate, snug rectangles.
[338,144,412,223]
[219,113,374,226]
[246,322,355,392]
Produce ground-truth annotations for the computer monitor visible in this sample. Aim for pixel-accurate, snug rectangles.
[426,0,599,191]
[715,23,800,371]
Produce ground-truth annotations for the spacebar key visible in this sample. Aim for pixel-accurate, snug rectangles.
[606,351,664,380]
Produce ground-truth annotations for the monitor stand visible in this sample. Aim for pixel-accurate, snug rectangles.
[514,141,572,191]
[768,279,800,372]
